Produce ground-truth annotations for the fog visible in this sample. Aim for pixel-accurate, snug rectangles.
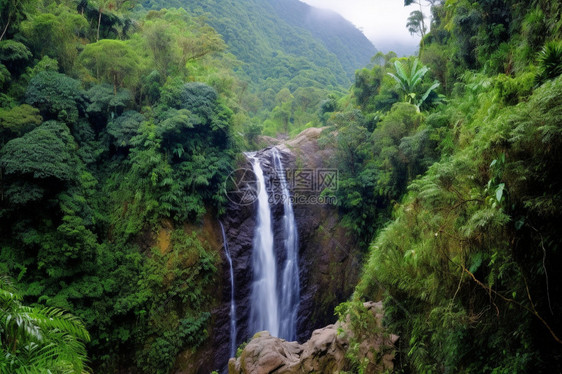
[300,0,427,56]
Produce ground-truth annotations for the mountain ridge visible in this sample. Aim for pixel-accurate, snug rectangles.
[267,0,376,78]
[142,0,377,91]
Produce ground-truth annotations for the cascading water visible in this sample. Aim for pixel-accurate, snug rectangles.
[248,153,280,337]
[219,221,237,358]
[246,148,300,341]
[272,148,300,341]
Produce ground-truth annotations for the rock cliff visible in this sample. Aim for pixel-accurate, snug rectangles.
[174,127,362,372]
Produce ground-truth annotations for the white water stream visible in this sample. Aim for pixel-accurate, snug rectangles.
[273,148,300,341]
[219,221,237,358]
[247,149,300,341]
[248,153,280,337]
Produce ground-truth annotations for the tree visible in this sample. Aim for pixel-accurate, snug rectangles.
[85,83,132,124]
[19,7,88,72]
[90,0,126,42]
[79,39,140,94]
[25,71,86,125]
[0,276,90,373]
[1,121,75,182]
[143,19,175,80]
[178,23,226,64]
[0,104,42,137]
[271,102,293,134]
[141,9,226,81]
[406,10,426,40]
[404,0,441,55]
[275,87,293,105]
[162,82,222,126]
[0,0,37,41]
[107,110,144,147]
[354,66,384,111]
[371,51,397,67]
[0,40,31,75]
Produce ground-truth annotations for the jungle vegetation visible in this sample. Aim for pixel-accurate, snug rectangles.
[0,0,561,372]
[327,0,562,372]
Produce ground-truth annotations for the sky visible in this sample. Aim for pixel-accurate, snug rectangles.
[300,0,427,56]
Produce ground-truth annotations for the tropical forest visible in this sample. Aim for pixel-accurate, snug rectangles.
[0,0,560,372]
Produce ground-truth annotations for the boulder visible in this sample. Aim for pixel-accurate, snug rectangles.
[229,301,397,374]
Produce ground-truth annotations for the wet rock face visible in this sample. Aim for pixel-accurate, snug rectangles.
[228,302,398,374]
[280,128,361,342]
[211,154,256,372]
[209,128,361,371]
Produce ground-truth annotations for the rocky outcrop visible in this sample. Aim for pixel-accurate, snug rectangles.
[228,301,398,374]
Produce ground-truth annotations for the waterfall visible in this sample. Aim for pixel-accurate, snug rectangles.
[219,221,237,358]
[272,148,300,341]
[246,149,300,342]
[248,153,279,337]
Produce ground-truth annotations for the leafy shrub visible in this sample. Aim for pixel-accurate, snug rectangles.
[0,40,32,74]
[1,121,75,182]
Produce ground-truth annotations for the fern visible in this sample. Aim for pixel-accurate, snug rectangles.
[0,278,90,373]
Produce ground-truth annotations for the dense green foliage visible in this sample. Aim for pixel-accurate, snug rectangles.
[0,1,238,372]
[145,0,374,84]
[330,0,562,372]
[320,55,444,248]
[355,74,562,372]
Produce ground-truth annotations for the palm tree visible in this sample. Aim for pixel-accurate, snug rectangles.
[387,58,440,110]
[0,276,90,373]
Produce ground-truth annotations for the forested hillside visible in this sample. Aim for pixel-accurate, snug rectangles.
[0,1,241,371]
[320,0,562,372]
[143,0,375,84]
[266,0,376,78]
[1,0,561,372]
[141,0,377,138]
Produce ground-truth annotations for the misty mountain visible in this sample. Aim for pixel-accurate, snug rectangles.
[142,0,377,91]
[267,0,376,78]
